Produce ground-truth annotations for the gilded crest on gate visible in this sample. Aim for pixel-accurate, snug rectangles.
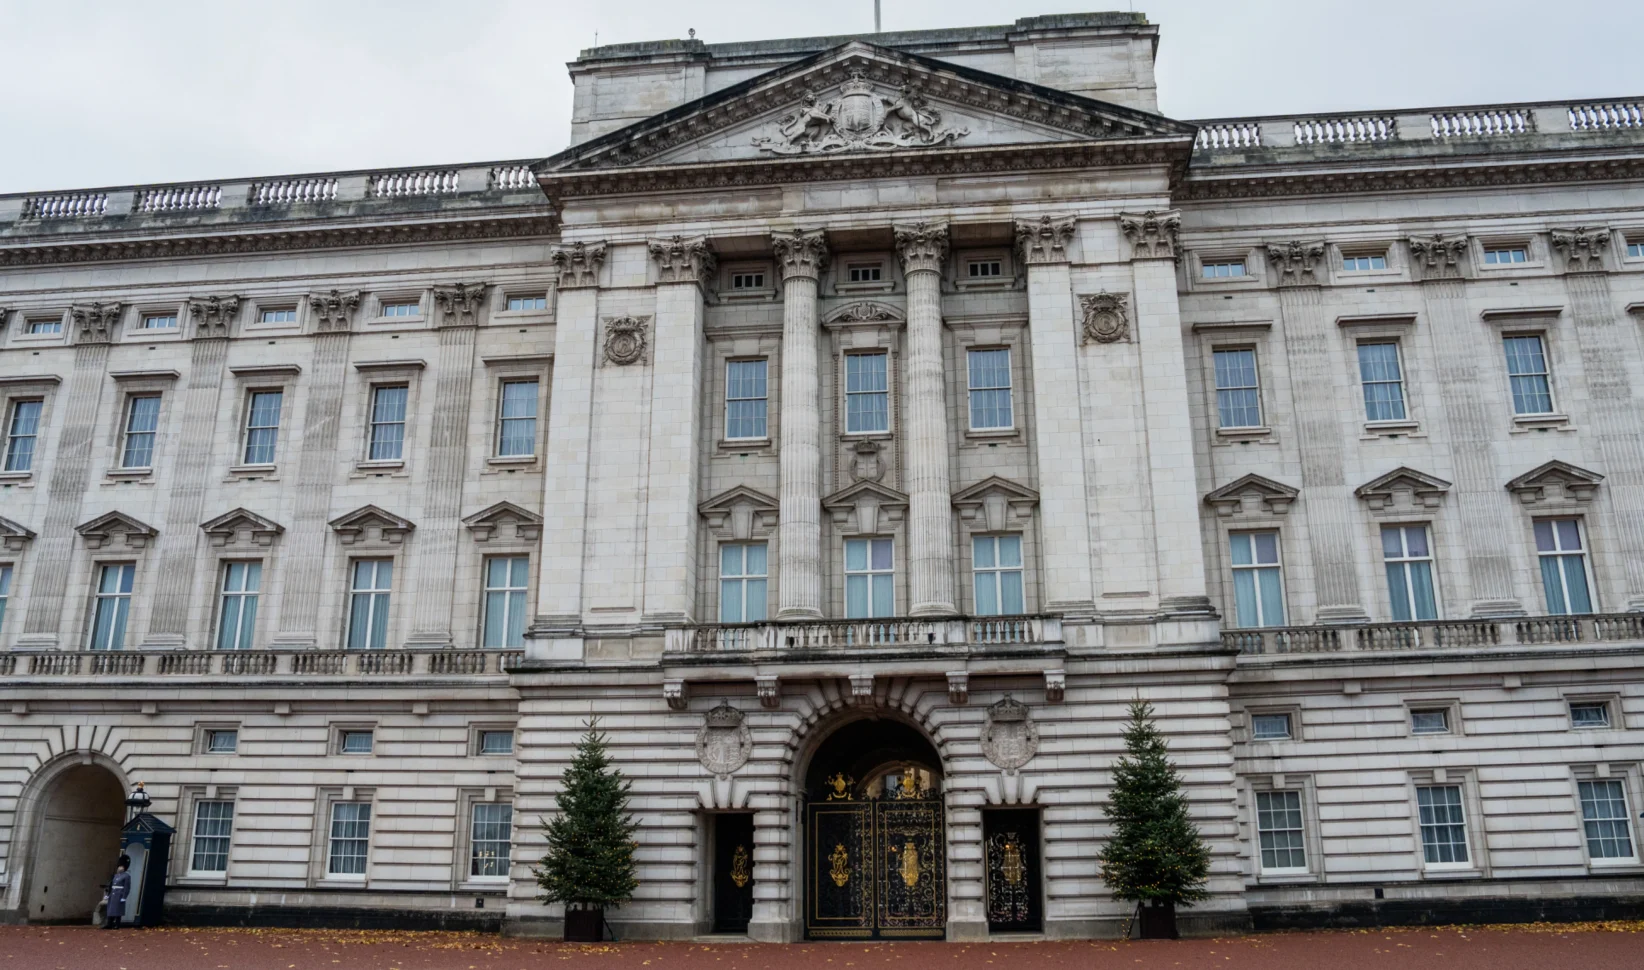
[730,844,751,888]
[824,772,856,800]
[829,843,851,886]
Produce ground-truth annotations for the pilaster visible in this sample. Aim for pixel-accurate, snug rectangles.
[772,229,828,620]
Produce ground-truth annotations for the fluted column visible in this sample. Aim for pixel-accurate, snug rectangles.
[895,222,957,617]
[773,230,828,620]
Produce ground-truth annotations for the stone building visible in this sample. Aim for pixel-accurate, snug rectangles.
[1,9,1643,940]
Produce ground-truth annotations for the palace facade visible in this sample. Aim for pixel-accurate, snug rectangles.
[2,10,1644,939]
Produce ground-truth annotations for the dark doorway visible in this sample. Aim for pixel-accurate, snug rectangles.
[26,764,124,923]
[711,813,755,933]
[982,808,1042,932]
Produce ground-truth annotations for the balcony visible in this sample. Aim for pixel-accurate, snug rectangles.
[665,614,1062,654]
[0,648,523,680]
[1223,613,1644,656]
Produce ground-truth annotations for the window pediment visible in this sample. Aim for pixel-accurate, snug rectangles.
[76,510,158,549]
[698,485,779,541]
[951,476,1039,532]
[200,508,285,547]
[822,480,909,535]
[0,514,36,551]
[462,501,543,542]
[822,301,906,329]
[328,505,415,545]
[1355,467,1452,511]
[1506,460,1603,505]
[1204,474,1299,517]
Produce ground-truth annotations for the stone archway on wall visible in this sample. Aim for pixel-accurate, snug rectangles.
[14,755,127,923]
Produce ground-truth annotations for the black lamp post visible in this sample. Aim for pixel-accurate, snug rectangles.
[124,781,151,823]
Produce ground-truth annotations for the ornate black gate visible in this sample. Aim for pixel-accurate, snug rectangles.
[712,813,755,933]
[982,808,1042,932]
[805,773,946,940]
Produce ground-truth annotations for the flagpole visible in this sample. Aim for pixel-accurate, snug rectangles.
[874,0,881,33]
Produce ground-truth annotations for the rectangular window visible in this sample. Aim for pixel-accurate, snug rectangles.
[88,562,135,650]
[206,729,239,753]
[470,802,513,878]
[242,390,283,464]
[730,272,765,290]
[845,353,889,433]
[844,537,894,619]
[1535,518,1593,615]
[1201,260,1247,279]
[505,294,548,311]
[967,349,1013,431]
[1342,254,1388,271]
[847,263,882,283]
[1382,525,1437,621]
[367,385,408,461]
[1230,532,1284,628]
[725,360,768,440]
[1255,790,1307,872]
[121,396,161,468]
[1578,780,1636,861]
[4,399,42,472]
[139,313,178,330]
[1483,247,1528,264]
[1629,241,1644,259]
[1212,348,1262,429]
[0,563,11,636]
[496,380,538,457]
[340,730,374,754]
[327,801,371,876]
[258,308,297,324]
[380,301,419,318]
[479,730,514,755]
[719,543,768,623]
[215,561,262,651]
[190,800,234,874]
[482,556,529,648]
[1416,785,1470,865]
[1251,713,1292,741]
[1410,709,1450,735]
[972,535,1024,616]
[1503,335,1553,414]
[1358,342,1407,422]
[967,259,1002,278]
[26,318,62,335]
[346,560,393,650]
[1570,702,1611,729]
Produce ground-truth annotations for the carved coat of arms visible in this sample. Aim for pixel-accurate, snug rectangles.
[695,702,753,777]
[602,315,649,366]
[980,696,1039,771]
[1079,292,1130,344]
[753,72,968,156]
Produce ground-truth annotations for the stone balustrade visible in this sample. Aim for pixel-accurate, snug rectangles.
[667,615,1063,653]
[134,183,222,212]
[369,169,461,198]
[248,176,339,205]
[1192,98,1641,152]
[20,192,108,219]
[1224,612,1644,655]
[0,648,523,679]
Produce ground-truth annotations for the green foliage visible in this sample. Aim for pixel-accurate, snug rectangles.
[534,718,639,908]
[1097,699,1211,905]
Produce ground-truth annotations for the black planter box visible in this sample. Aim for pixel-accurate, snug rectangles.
[1138,900,1178,940]
[564,907,604,942]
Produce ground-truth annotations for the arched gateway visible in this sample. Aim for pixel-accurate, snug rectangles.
[16,759,125,923]
[801,718,946,940]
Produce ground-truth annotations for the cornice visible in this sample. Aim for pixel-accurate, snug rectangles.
[1179,153,1644,201]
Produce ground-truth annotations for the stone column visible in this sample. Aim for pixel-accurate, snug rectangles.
[894,222,957,617]
[772,229,828,620]
[1015,217,1097,616]
[642,236,714,624]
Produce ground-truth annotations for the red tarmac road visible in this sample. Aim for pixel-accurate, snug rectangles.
[2,923,1641,970]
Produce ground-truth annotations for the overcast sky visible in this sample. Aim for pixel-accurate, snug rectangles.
[2,0,1639,193]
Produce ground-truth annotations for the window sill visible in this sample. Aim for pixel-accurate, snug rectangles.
[965,427,1018,440]
[228,463,278,479]
[0,470,33,483]
[719,289,776,302]
[1420,866,1483,880]
[105,467,154,481]
[10,332,66,344]
[486,455,538,467]
[176,873,229,886]
[1215,426,1272,441]
[457,879,511,891]
[1511,412,1571,431]
[834,280,895,296]
[1363,420,1420,436]
[719,437,771,451]
[1254,871,1317,885]
[1588,859,1644,872]
[318,876,368,886]
[840,431,893,442]
[953,278,1016,292]
[355,460,405,471]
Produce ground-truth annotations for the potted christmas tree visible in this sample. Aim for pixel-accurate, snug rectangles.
[1098,699,1210,939]
[534,718,639,941]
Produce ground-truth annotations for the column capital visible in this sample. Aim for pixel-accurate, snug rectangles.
[308,289,360,333]
[550,240,607,289]
[186,295,242,340]
[771,228,829,282]
[1265,239,1327,287]
[648,234,716,286]
[1118,209,1181,261]
[432,282,489,328]
[893,221,949,276]
[1408,234,1469,281]
[1551,226,1610,274]
[1013,214,1077,265]
[70,302,122,345]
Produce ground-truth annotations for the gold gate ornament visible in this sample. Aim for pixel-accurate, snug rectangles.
[898,841,921,887]
[730,844,750,888]
[829,843,851,887]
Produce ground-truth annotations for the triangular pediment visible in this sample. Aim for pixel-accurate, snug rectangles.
[1354,467,1452,510]
[823,479,910,535]
[328,505,416,545]
[0,514,36,551]
[1204,474,1299,517]
[541,41,1194,189]
[200,508,285,546]
[75,510,158,549]
[698,485,781,541]
[1506,460,1604,504]
[952,476,1039,532]
[462,501,543,542]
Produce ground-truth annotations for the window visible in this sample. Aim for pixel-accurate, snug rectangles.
[1342,253,1388,271]
[120,396,161,468]
[844,537,894,619]
[1629,241,1644,259]
[340,730,374,754]
[0,564,10,635]
[1202,260,1247,279]
[258,308,297,324]
[1358,343,1407,422]
[470,802,513,878]
[1503,335,1553,414]
[1570,702,1611,729]
[1212,348,1262,429]
[482,556,529,648]
[26,317,61,335]
[496,380,538,457]
[4,399,41,472]
[967,349,1013,430]
[1535,518,1593,615]
[367,385,408,460]
[505,293,548,311]
[846,263,882,283]
[215,561,261,651]
[346,560,393,650]
[730,271,765,290]
[967,259,1002,278]
[88,563,135,650]
[190,800,235,874]
[326,801,371,876]
[242,390,282,464]
[1250,713,1292,741]
[725,360,768,440]
[1255,790,1307,872]
[206,729,239,753]
[719,544,768,623]
[1382,525,1437,621]
[1410,709,1450,735]
[1229,532,1284,628]
[479,730,514,755]
[845,353,889,433]
[1415,785,1470,865]
[139,313,178,330]
[1578,780,1636,861]
[1483,246,1528,264]
[380,301,419,318]
[972,536,1023,616]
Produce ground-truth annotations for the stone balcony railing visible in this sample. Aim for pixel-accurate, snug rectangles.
[666,615,1062,653]
[1224,613,1644,656]
[0,648,523,679]
[1191,97,1643,152]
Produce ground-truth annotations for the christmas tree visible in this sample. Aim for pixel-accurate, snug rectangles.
[1097,699,1210,911]
[534,718,639,910]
